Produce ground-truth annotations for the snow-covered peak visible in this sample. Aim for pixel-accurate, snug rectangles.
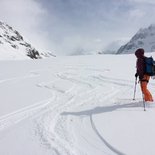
[0,21,55,60]
[117,24,155,54]
[0,21,23,42]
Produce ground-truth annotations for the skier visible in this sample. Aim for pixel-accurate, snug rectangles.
[135,48,154,103]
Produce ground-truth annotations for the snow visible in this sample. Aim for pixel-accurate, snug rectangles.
[0,54,155,155]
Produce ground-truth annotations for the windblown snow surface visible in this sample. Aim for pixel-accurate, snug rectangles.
[0,54,155,155]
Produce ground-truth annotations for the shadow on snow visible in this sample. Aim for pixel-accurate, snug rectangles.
[62,101,143,116]
[61,101,143,155]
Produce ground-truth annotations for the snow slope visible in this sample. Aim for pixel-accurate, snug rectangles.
[0,54,155,155]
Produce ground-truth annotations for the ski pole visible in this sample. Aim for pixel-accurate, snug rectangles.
[142,93,146,111]
[133,77,137,100]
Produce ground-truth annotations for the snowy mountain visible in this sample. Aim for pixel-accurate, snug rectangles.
[0,21,55,60]
[117,25,155,54]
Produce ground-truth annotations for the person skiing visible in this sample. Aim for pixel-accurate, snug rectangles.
[135,48,153,103]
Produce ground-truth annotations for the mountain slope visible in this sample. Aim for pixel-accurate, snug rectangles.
[117,25,155,54]
[0,21,55,60]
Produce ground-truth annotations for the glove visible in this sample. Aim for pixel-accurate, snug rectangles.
[135,73,138,78]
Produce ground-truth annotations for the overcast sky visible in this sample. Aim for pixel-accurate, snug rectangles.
[0,0,155,55]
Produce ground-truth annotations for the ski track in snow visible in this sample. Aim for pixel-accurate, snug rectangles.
[0,73,40,84]
[0,95,56,131]
[33,66,134,155]
[0,65,136,155]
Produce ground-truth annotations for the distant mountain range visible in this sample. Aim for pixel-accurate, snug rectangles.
[0,21,55,60]
[1,21,154,58]
[117,25,155,54]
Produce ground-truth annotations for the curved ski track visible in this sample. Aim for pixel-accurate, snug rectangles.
[0,66,135,155]
[34,66,134,155]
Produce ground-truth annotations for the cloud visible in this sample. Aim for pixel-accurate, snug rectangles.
[45,0,155,54]
[0,0,51,52]
[1,0,155,55]
[37,0,135,54]
[128,8,146,23]
[105,37,131,51]
[128,0,155,4]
